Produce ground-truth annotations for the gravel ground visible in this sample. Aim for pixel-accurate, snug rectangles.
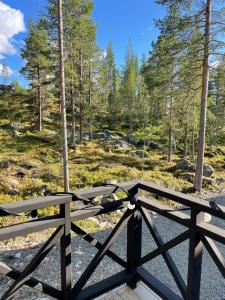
[0,196,225,300]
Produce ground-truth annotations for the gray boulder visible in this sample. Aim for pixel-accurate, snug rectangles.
[147,141,163,151]
[113,139,133,149]
[203,164,214,177]
[167,160,194,173]
[176,160,193,171]
[93,193,119,205]
[137,140,163,151]
[92,132,106,140]
[8,188,19,196]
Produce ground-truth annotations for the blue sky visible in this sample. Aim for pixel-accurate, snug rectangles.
[0,0,165,86]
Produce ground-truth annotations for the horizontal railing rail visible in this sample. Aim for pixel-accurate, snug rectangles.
[0,180,224,300]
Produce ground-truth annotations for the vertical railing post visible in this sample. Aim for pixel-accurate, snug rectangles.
[60,201,72,299]
[127,186,142,289]
[186,209,204,300]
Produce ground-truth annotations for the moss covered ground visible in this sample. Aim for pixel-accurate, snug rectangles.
[0,122,225,244]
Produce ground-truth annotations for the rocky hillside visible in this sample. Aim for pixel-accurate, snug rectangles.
[1,127,225,207]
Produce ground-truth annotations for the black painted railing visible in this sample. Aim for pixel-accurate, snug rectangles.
[0,180,225,300]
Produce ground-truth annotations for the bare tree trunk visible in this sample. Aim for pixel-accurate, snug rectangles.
[57,0,69,192]
[128,95,133,132]
[79,49,83,144]
[184,123,188,158]
[71,89,76,148]
[37,65,42,132]
[194,0,211,192]
[212,81,219,144]
[168,96,173,162]
[191,125,195,163]
[109,90,114,129]
[88,60,93,140]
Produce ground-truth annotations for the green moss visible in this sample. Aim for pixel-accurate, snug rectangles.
[0,128,225,229]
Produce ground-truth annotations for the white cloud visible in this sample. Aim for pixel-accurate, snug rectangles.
[0,63,13,75]
[0,1,25,56]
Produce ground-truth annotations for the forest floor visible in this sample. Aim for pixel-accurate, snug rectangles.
[0,124,225,246]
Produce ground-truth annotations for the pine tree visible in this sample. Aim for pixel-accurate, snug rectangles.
[194,0,211,191]
[57,0,70,192]
[64,0,96,143]
[20,18,52,131]
[155,0,225,190]
[101,42,116,128]
[122,41,138,131]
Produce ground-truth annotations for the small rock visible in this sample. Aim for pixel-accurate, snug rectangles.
[15,171,26,179]
[88,217,99,225]
[203,164,214,177]
[74,251,84,255]
[105,179,118,185]
[93,193,119,205]
[0,160,11,169]
[8,188,19,196]
[216,177,225,184]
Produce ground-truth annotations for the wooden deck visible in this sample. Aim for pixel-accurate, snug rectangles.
[96,282,162,300]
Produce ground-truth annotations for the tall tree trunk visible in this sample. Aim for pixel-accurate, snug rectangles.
[192,125,195,163]
[194,0,211,191]
[79,102,83,143]
[109,90,113,129]
[79,49,83,144]
[212,81,219,144]
[37,65,42,132]
[184,123,188,158]
[57,0,69,192]
[88,60,92,140]
[71,89,76,148]
[168,95,173,162]
[128,96,133,132]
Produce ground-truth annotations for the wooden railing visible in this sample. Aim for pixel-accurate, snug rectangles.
[0,180,225,300]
